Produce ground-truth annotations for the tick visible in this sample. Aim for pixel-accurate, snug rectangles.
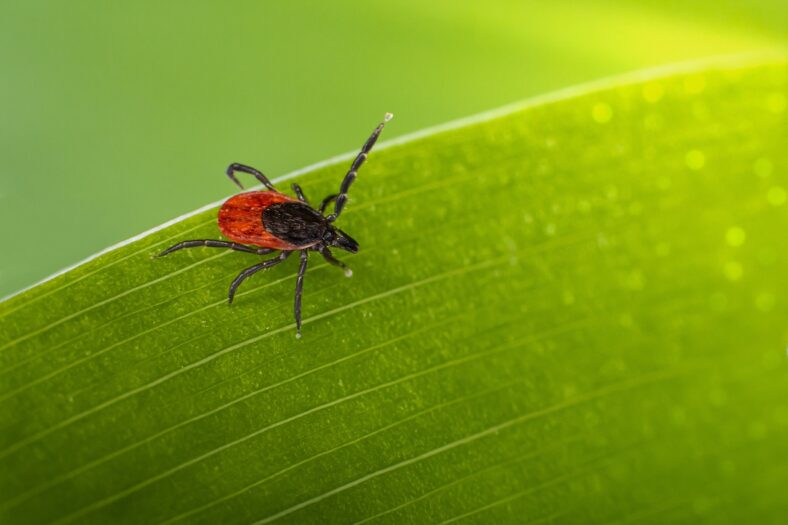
[158,113,393,337]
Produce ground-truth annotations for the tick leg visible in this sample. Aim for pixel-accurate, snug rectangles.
[291,183,309,204]
[226,163,277,191]
[326,113,393,222]
[294,250,309,338]
[319,246,352,277]
[227,251,291,304]
[319,194,337,215]
[158,240,275,257]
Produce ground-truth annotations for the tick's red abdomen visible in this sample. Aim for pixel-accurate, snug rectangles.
[218,191,301,250]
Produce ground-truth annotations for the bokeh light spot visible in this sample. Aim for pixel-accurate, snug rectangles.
[592,102,613,123]
[725,227,746,247]
[767,186,786,206]
[685,149,705,170]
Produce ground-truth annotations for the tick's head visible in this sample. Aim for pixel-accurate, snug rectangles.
[324,226,359,253]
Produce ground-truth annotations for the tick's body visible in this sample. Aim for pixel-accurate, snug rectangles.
[218,192,303,250]
[159,113,392,337]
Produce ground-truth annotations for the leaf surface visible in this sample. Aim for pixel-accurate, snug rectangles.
[1,56,787,524]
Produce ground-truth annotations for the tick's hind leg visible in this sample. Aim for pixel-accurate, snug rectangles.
[227,251,292,303]
[226,163,277,191]
[158,240,275,257]
[294,250,309,338]
[319,246,352,277]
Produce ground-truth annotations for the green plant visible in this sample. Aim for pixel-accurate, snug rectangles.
[1,55,786,523]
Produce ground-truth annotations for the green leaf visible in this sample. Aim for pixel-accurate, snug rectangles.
[1,55,787,524]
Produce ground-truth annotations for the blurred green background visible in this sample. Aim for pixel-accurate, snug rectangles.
[0,0,785,298]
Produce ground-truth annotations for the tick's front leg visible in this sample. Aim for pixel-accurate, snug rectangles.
[319,246,352,277]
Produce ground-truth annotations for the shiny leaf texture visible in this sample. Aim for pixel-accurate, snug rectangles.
[1,56,787,524]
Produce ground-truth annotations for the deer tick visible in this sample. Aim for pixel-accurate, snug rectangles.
[158,113,393,337]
